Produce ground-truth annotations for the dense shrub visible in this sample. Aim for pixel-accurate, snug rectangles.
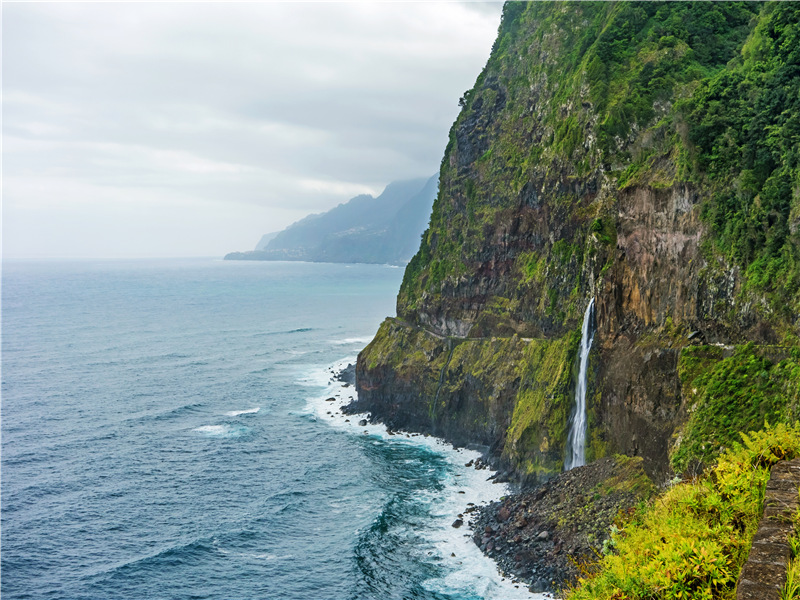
[567,423,800,600]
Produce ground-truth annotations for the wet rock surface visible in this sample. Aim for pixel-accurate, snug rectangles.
[469,456,655,593]
[334,363,356,385]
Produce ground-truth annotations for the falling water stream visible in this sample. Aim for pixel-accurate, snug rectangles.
[565,298,596,471]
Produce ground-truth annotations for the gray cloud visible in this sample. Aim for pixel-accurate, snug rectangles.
[3,2,503,258]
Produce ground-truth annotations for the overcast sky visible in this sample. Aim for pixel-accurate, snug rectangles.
[3,2,503,259]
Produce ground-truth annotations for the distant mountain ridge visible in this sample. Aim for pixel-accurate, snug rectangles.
[225,175,437,265]
[254,232,279,251]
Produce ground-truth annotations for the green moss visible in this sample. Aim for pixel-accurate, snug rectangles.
[361,319,447,388]
[593,455,657,499]
[588,421,610,463]
[672,344,800,473]
[518,251,545,284]
[505,328,582,476]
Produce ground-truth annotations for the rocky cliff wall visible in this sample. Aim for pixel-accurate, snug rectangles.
[354,1,800,484]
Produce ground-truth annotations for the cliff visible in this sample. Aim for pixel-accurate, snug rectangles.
[352,2,800,484]
[224,176,437,265]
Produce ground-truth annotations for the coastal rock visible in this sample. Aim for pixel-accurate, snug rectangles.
[469,456,655,592]
[334,364,356,386]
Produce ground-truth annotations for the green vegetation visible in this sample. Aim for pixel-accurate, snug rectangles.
[594,455,658,499]
[672,344,800,473]
[362,319,445,384]
[686,3,800,319]
[505,329,582,476]
[567,423,800,600]
[785,506,800,600]
[397,1,799,336]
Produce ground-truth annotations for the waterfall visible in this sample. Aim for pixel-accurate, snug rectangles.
[565,298,596,471]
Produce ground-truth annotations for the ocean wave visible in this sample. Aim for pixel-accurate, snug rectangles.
[89,538,217,580]
[328,336,373,346]
[303,359,548,600]
[122,402,206,425]
[295,356,357,390]
[192,424,249,438]
[251,327,314,338]
[225,407,260,417]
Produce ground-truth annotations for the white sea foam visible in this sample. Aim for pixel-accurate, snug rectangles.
[328,337,374,346]
[192,424,248,437]
[303,358,551,600]
[225,407,260,417]
[212,540,290,561]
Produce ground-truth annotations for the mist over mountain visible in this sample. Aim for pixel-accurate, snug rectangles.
[254,232,279,251]
[225,175,437,266]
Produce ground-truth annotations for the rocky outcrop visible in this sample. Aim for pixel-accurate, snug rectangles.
[469,455,655,593]
[349,318,577,477]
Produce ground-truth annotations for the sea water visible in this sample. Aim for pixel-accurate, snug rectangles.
[2,259,544,600]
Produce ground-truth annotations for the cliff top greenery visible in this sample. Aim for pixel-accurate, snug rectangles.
[399,1,800,334]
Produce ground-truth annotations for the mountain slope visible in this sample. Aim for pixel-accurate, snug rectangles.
[254,232,279,251]
[225,176,437,265]
[351,1,800,484]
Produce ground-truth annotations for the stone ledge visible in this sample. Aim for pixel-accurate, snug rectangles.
[736,457,799,600]
[766,478,799,492]
[764,505,796,521]
[736,579,781,600]
[746,541,791,565]
[739,553,788,587]
[753,522,795,544]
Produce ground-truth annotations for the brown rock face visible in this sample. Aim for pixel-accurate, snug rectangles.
[353,2,797,485]
[599,184,702,337]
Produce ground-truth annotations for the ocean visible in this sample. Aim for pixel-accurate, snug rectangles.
[1,258,542,600]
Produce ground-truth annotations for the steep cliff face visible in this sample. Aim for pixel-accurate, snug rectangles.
[353,2,800,483]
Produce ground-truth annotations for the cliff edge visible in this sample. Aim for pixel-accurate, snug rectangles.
[351,2,800,485]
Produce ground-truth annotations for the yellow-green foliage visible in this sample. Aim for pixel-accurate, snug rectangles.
[505,329,581,475]
[567,423,800,600]
[518,251,545,284]
[447,335,524,384]
[785,505,800,600]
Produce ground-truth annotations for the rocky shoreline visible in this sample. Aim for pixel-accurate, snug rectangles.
[467,456,656,594]
[338,362,657,596]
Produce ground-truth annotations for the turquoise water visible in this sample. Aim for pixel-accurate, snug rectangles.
[2,259,537,600]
